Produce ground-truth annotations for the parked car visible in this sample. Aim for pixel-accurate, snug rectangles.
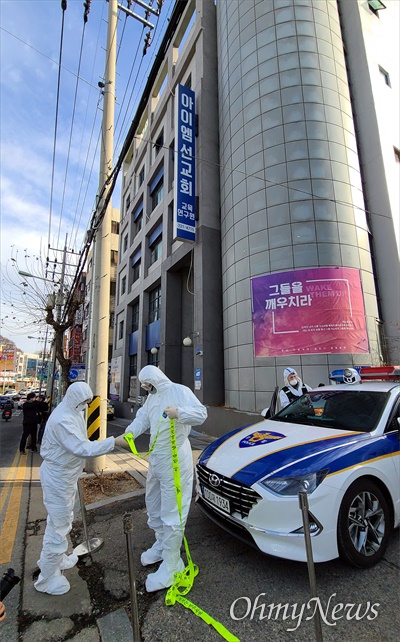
[107,400,115,420]
[195,381,400,569]
[0,396,15,409]
[3,389,20,399]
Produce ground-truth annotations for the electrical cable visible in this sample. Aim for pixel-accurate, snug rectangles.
[56,21,88,249]
[46,0,68,264]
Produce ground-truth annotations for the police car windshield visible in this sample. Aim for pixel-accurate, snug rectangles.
[270,390,389,432]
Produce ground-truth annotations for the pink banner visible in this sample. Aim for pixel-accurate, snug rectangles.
[251,267,369,357]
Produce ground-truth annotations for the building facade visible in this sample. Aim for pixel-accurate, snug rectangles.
[113,0,399,423]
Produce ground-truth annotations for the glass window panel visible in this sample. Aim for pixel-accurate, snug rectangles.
[292,222,316,243]
[300,68,322,86]
[266,184,289,207]
[286,140,309,161]
[290,200,314,221]
[262,125,284,148]
[310,159,332,180]
[267,203,290,228]
[287,160,311,181]
[264,144,286,167]
[284,121,307,141]
[281,86,303,105]
[260,90,281,113]
[308,139,330,159]
[279,68,302,88]
[283,103,306,123]
[278,52,300,72]
[303,85,324,103]
[316,221,339,243]
[314,199,337,221]
[293,243,318,267]
[297,35,318,52]
[277,36,298,55]
[269,224,292,248]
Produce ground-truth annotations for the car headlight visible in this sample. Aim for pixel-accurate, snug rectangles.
[260,469,328,496]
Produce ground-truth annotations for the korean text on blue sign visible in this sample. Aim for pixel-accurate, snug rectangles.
[173,84,196,242]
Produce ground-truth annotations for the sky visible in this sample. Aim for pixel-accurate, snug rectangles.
[0,0,174,355]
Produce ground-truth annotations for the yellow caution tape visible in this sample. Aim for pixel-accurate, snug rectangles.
[165,419,240,642]
[123,421,160,457]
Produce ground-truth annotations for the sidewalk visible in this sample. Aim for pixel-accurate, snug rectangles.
[18,432,211,642]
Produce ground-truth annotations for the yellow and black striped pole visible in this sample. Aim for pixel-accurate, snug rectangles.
[87,395,101,441]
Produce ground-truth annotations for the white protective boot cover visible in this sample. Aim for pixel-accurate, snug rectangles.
[60,552,79,570]
[141,540,163,566]
[145,556,185,592]
[34,569,70,595]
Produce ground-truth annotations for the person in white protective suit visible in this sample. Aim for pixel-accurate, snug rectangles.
[34,382,115,596]
[279,367,312,409]
[123,365,207,592]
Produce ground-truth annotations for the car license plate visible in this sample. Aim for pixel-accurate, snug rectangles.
[202,486,230,513]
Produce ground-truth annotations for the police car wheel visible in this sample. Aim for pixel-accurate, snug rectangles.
[337,479,392,568]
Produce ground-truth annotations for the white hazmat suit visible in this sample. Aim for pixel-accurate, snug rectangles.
[124,366,207,592]
[34,382,115,595]
[279,367,312,409]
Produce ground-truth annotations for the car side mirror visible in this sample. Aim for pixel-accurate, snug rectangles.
[261,407,271,419]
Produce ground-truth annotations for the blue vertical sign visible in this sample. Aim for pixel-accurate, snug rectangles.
[173,84,196,242]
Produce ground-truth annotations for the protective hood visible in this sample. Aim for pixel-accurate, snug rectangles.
[139,365,172,394]
[62,382,93,411]
[283,368,301,388]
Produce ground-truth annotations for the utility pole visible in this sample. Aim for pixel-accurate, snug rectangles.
[87,0,159,472]
[87,0,118,471]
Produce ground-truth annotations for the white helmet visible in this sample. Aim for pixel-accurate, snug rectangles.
[343,368,361,385]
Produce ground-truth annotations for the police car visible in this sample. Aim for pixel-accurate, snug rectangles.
[195,377,400,568]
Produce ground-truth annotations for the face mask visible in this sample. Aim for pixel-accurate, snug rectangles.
[76,400,90,411]
[141,382,156,394]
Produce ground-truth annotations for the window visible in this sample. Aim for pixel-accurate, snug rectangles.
[111,220,120,234]
[118,320,124,340]
[394,147,400,163]
[111,250,118,266]
[133,259,141,283]
[154,130,164,157]
[139,166,145,186]
[131,248,141,284]
[149,167,164,211]
[123,234,128,252]
[378,65,391,87]
[121,275,126,296]
[368,0,386,17]
[148,222,162,265]
[134,213,143,238]
[150,237,162,264]
[149,285,161,323]
[133,201,144,238]
[125,194,131,213]
[151,179,164,210]
[130,354,137,377]
[131,301,139,332]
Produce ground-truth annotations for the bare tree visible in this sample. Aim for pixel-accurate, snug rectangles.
[2,246,81,398]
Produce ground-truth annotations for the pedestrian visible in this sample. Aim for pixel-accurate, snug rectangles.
[37,394,49,445]
[279,367,312,409]
[122,365,207,592]
[34,382,115,596]
[20,392,40,453]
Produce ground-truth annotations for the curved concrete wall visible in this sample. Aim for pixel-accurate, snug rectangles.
[216,0,381,412]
